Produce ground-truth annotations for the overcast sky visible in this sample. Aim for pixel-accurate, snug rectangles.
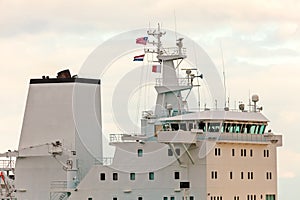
[0,0,299,199]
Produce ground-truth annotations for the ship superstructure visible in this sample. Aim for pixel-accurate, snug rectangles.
[0,25,281,200]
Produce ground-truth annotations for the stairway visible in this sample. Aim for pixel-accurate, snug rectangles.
[50,192,70,200]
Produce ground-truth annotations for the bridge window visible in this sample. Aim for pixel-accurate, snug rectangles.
[250,124,257,134]
[171,123,179,131]
[235,124,242,133]
[188,123,194,131]
[207,122,220,132]
[198,121,206,131]
[179,123,187,131]
[259,125,266,134]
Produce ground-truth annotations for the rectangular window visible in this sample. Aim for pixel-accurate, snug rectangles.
[113,173,118,181]
[163,197,168,200]
[180,123,187,131]
[149,172,154,180]
[88,198,92,200]
[241,149,247,157]
[168,149,173,156]
[211,171,217,179]
[241,172,244,179]
[188,123,194,131]
[189,196,194,200]
[248,172,250,179]
[264,150,270,157]
[232,149,235,156]
[266,194,275,200]
[113,198,117,200]
[130,173,135,180]
[174,171,180,180]
[208,122,220,132]
[214,148,221,156]
[138,149,143,157]
[266,172,272,180]
[171,196,175,200]
[250,149,253,157]
[230,171,233,179]
[138,197,143,200]
[100,173,105,181]
[175,148,180,156]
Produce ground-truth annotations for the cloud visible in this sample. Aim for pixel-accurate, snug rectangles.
[0,0,299,197]
[278,149,300,179]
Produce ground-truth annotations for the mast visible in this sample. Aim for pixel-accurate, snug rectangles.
[145,24,191,118]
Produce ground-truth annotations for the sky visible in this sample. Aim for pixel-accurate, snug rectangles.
[0,0,299,199]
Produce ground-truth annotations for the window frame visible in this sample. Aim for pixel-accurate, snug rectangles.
[137,149,143,157]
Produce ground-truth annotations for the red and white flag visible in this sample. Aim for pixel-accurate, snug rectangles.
[152,65,161,73]
[136,37,148,45]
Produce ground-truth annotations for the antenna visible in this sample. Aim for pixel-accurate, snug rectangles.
[173,9,178,41]
[220,41,227,108]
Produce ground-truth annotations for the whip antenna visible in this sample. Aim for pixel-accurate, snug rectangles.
[220,41,227,108]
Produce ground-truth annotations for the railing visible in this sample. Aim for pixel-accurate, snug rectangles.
[197,132,269,143]
[50,192,70,200]
[161,47,187,56]
[50,181,67,189]
[94,157,114,166]
[155,78,192,86]
[0,188,16,199]
[109,134,126,143]
[0,160,15,171]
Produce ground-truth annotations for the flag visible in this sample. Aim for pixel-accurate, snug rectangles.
[133,54,145,61]
[136,37,148,45]
[152,65,161,73]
